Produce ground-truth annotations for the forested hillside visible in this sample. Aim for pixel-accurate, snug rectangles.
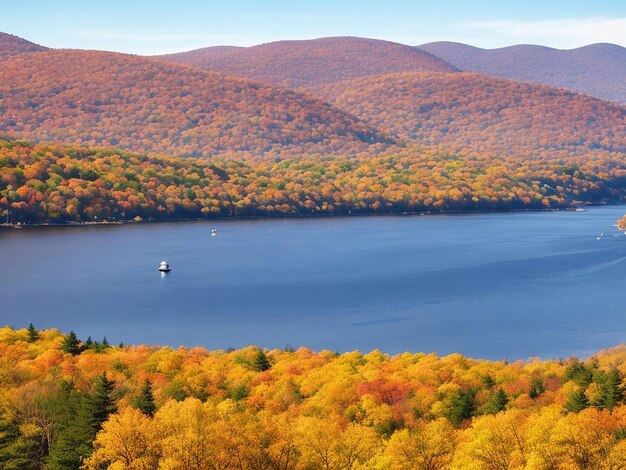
[154,37,458,87]
[1,325,626,468]
[418,41,626,104]
[2,140,625,224]
[305,71,626,159]
[156,45,242,66]
[0,49,391,159]
[0,31,48,60]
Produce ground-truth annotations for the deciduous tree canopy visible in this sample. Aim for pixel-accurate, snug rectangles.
[0,326,626,468]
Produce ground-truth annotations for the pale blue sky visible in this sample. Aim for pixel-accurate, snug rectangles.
[2,0,626,54]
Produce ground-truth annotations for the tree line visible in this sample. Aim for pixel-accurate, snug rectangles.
[2,325,626,468]
[2,139,625,224]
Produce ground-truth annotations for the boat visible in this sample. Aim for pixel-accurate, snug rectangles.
[211,229,217,237]
[575,207,587,212]
[158,261,171,272]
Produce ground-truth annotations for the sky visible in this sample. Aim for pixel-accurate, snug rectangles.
[2,0,626,55]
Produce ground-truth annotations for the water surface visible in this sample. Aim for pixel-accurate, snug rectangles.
[2,207,626,360]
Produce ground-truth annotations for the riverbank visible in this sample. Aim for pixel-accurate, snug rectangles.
[0,203,615,229]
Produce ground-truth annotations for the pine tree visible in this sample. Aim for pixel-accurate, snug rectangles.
[84,336,94,349]
[61,331,81,355]
[26,323,38,343]
[564,359,593,387]
[47,375,118,469]
[252,349,271,372]
[45,384,92,470]
[88,373,117,429]
[132,380,156,417]
[480,374,496,388]
[565,388,589,413]
[483,387,508,414]
[529,377,545,399]
[0,407,37,469]
[445,389,475,426]
[593,368,624,411]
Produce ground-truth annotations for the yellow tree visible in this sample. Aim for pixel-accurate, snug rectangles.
[381,418,457,470]
[83,407,159,470]
[452,409,529,470]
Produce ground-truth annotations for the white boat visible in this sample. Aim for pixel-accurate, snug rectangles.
[575,207,587,212]
[211,229,217,237]
[159,260,171,272]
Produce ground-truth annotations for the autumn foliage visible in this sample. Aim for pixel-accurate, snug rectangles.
[2,326,626,468]
[2,139,625,224]
[305,71,626,159]
[0,31,47,60]
[418,41,626,104]
[0,49,391,159]
[155,37,458,87]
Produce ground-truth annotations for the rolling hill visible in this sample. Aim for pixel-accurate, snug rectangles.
[156,45,242,67]
[154,36,458,87]
[0,49,393,159]
[304,71,626,159]
[418,41,626,104]
[0,31,48,60]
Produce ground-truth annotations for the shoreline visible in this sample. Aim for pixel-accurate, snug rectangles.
[0,203,619,229]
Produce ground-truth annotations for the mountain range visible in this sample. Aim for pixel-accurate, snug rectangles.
[1,32,626,161]
[304,71,626,158]
[0,35,392,159]
[154,37,458,87]
[418,41,626,104]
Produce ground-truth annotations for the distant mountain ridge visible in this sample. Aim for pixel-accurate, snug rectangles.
[0,49,393,158]
[154,36,459,87]
[304,71,626,159]
[418,41,626,104]
[0,31,48,60]
[156,45,243,67]
[2,31,626,162]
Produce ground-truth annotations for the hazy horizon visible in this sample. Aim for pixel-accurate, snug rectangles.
[3,0,626,55]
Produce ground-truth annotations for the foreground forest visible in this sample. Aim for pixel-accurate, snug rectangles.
[2,139,626,224]
[2,325,626,469]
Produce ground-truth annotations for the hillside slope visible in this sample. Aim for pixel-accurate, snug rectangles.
[0,31,48,60]
[3,139,625,224]
[0,49,393,158]
[304,71,626,159]
[154,36,458,87]
[155,45,243,67]
[418,41,626,104]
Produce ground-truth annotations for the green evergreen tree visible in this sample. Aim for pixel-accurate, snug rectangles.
[88,373,117,428]
[565,388,589,413]
[444,389,475,427]
[60,331,81,356]
[593,368,624,411]
[47,374,118,469]
[132,380,156,417]
[45,384,92,470]
[84,336,94,349]
[0,407,37,469]
[26,323,38,343]
[564,359,594,387]
[480,374,496,388]
[252,349,271,372]
[483,387,509,414]
[529,377,545,399]
[101,337,110,349]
